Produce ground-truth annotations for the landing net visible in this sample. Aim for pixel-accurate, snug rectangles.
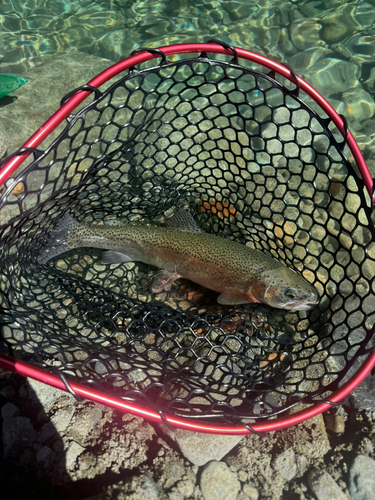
[1,42,374,430]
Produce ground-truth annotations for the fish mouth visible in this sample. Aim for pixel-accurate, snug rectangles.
[287,290,320,311]
[287,302,317,311]
[279,298,319,311]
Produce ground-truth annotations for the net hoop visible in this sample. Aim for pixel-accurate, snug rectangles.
[0,42,374,434]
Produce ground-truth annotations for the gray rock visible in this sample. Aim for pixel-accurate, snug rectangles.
[129,475,161,500]
[65,405,102,446]
[349,455,375,500]
[350,374,375,412]
[161,459,185,489]
[308,470,348,500]
[1,401,20,420]
[61,409,154,482]
[0,120,9,159]
[272,448,297,481]
[324,414,345,434]
[65,441,86,471]
[295,454,308,477]
[36,445,52,463]
[160,426,244,466]
[236,492,251,500]
[289,46,330,74]
[200,461,240,500]
[26,378,72,413]
[50,406,75,434]
[2,416,38,459]
[289,19,324,52]
[38,421,57,443]
[242,485,259,500]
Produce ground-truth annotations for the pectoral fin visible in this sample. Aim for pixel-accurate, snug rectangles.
[102,251,133,264]
[152,269,181,293]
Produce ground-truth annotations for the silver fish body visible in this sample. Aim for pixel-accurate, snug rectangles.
[38,211,319,310]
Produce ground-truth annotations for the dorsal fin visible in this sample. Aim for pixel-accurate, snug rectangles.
[166,209,202,232]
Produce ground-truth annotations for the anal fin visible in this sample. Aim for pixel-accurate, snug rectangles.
[152,269,181,293]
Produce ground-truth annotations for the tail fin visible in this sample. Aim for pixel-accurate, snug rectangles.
[37,213,80,264]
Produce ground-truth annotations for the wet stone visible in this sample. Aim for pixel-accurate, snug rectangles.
[289,47,329,75]
[289,19,324,52]
[364,66,375,92]
[342,31,375,65]
[341,88,375,129]
[0,52,111,158]
[306,58,359,96]
[319,5,361,44]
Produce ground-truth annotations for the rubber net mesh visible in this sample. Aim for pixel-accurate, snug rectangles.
[1,55,375,423]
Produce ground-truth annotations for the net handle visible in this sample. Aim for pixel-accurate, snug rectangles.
[0,350,374,434]
[0,42,373,204]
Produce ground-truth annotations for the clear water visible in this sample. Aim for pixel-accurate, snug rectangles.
[1,0,375,75]
[1,0,375,167]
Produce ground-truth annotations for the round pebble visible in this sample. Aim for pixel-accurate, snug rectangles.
[324,415,345,434]
[200,461,240,500]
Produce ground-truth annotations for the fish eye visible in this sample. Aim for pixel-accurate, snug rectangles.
[283,287,298,300]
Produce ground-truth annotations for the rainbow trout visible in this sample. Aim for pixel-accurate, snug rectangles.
[37,209,319,310]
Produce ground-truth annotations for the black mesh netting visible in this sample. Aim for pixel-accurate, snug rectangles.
[1,53,375,424]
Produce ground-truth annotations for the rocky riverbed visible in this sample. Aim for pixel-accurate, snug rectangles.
[1,368,375,500]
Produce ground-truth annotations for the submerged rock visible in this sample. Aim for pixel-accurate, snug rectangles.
[341,88,375,129]
[341,30,375,66]
[306,58,359,96]
[289,19,324,52]
[0,52,111,160]
[0,120,9,159]
[289,46,331,75]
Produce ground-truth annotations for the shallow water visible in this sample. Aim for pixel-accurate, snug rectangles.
[2,1,375,151]
[0,0,375,78]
